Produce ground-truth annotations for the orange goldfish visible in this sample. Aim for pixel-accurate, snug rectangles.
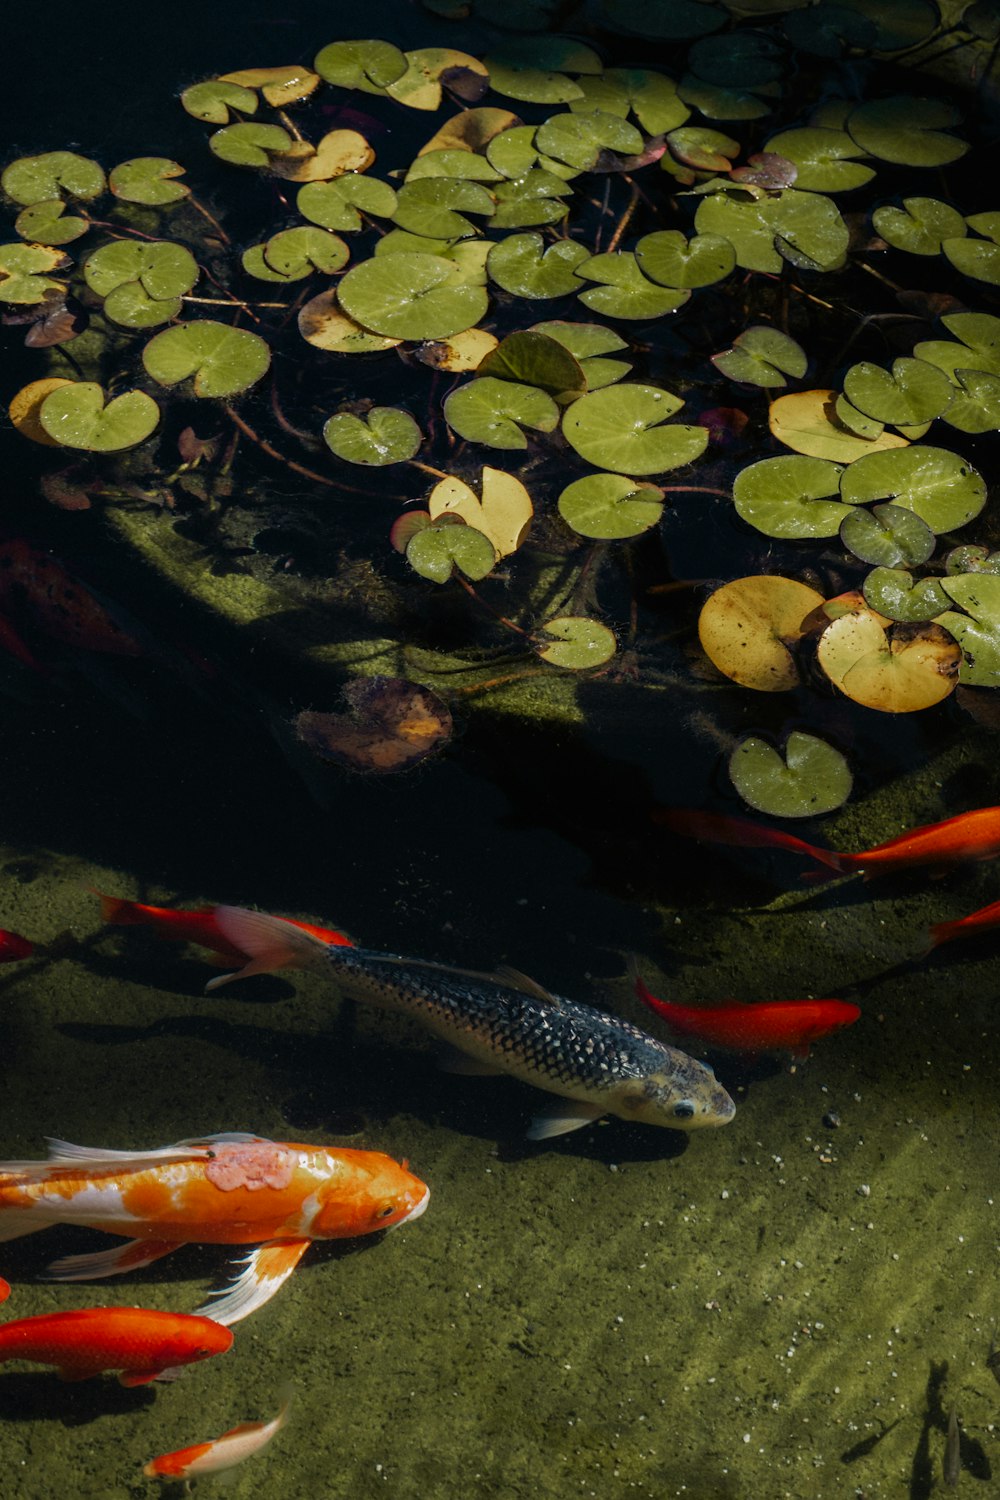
[0,1305,231,1385]
[144,1389,291,1479]
[632,971,860,1058]
[657,807,1000,879]
[928,897,1000,950]
[0,1133,428,1325]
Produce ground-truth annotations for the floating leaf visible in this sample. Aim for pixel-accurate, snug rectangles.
[421,107,522,157]
[842,357,953,426]
[667,126,739,173]
[38,381,159,452]
[2,152,105,206]
[729,732,852,818]
[444,377,558,449]
[323,407,422,465]
[535,111,644,171]
[535,616,617,669]
[428,468,533,555]
[486,233,589,297]
[946,546,1000,577]
[836,0,937,50]
[698,575,825,692]
[530,320,632,389]
[385,48,488,111]
[477,330,586,397]
[338,252,488,339]
[181,79,257,123]
[688,29,784,87]
[574,252,690,319]
[142,321,271,398]
[558,473,664,539]
[406,517,496,581]
[209,122,292,168]
[562,384,707,474]
[218,65,321,108]
[0,243,69,304]
[840,503,936,568]
[769,189,848,272]
[834,394,884,440]
[313,39,408,94]
[677,72,772,122]
[376,233,489,286]
[634,229,735,288]
[298,175,398,232]
[269,130,375,183]
[486,125,579,183]
[9,377,77,446]
[913,312,1000,380]
[816,609,959,710]
[243,226,349,282]
[298,288,401,353]
[414,328,498,371]
[83,239,197,325]
[490,170,571,229]
[761,127,874,193]
[937,573,1000,687]
[937,370,1000,434]
[862,567,950,622]
[693,191,782,274]
[846,96,968,168]
[839,446,986,533]
[733,454,849,539]
[405,150,504,183]
[872,196,965,256]
[294,678,451,773]
[108,158,189,206]
[769,389,910,462]
[571,67,690,134]
[942,235,1000,287]
[484,37,601,104]
[712,326,807,388]
[392,178,495,238]
[13,200,87,246]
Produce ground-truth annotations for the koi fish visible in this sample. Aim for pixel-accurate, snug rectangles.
[144,1388,291,1479]
[632,970,860,1059]
[657,807,1000,879]
[0,1305,231,1385]
[0,929,32,963]
[0,1277,9,1304]
[210,908,736,1139]
[96,893,352,981]
[0,1133,428,1326]
[928,897,1000,950]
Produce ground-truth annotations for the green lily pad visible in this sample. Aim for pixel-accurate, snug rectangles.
[846,96,968,167]
[384,48,488,112]
[601,0,725,42]
[108,158,189,207]
[862,566,951,622]
[693,192,783,274]
[783,4,876,57]
[572,67,690,135]
[38,381,159,452]
[84,240,198,301]
[946,545,1000,576]
[712,326,807,388]
[558,473,664,539]
[486,125,579,183]
[478,331,586,397]
[338,252,489,339]
[562,384,707,475]
[840,503,936,568]
[574,252,690,319]
[375,233,489,286]
[209,123,292,169]
[666,127,739,173]
[733,455,849,539]
[297,175,398,232]
[769,189,849,272]
[180,79,257,123]
[392,179,496,239]
[323,407,422,465]
[729,732,852,818]
[761,127,874,193]
[834,394,884,440]
[966,211,1000,243]
[943,236,1000,287]
[688,29,784,87]
[842,357,954,426]
[444,377,559,449]
[313,39,408,94]
[0,243,69,304]
[486,233,589,298]
[534,111,644,172]
[13,200,88,247]
[2,152,105,206]
[142,321,271,398]
[529,320,632,389]
[633,230,735,289]
[243,227,349,282]
[913,313,1000,380]
[936,370,1000,434]
[490,171,571,229]
[937,573,1000,686]
[535,616,617,669]
[406,517,496,582]
[872,197,966,256]
[484,37,601,104]
[405,152,504,185]
[677,73,773,122]
[838,446,986,533]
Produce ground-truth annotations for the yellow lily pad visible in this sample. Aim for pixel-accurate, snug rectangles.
[698,575,825,692]
[413,328,498,372]
[418,108,521,156]
[816,609,959,711]
[386,49,488,112]
[9,377,77,446]
[269,130,375,183]
[219,66,321,108]
[428,468,533,557]
[768,388,910,462]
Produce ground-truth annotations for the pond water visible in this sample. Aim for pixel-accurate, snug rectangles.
[3,1,1000,1497]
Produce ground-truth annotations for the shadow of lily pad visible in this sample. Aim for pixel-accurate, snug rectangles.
[294,678,452,772]
[729,731,852,817]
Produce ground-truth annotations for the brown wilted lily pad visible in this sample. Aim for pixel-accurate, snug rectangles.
[294,678,452,772]
[698,575,825,692]
[816,608,959,712]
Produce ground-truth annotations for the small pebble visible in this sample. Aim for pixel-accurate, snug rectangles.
[823,1110,841,1129]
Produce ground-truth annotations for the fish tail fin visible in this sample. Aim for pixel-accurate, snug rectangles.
[926,919,956,951]
[206,907,332,991]
[92,890,142,925]
[626,957,670,1024]
[656,808,841,872]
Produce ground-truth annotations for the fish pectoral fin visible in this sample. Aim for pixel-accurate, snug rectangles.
[526,1102,604,1140]
[492,964,559,1005]
[45,1237,179,1282]
[435,1044,504,1076]
[119,1366,174,1387]
[192,1238,311,1327]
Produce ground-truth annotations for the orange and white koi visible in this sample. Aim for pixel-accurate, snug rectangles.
[657,807,1000,879]
[144,1388,291,1479]
[0,1305,231,1385]
[0,1134,428,1325]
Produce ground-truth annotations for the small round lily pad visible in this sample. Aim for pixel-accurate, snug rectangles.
[2,152,105,206]
[406,517,497,582]
[839,503,936,568]
[142,321,271,398]
[477,330,586,397]
[39,381,160,452]
[862,567,951,622]
[108,158,189,207]
[486,233,589,298]
[633,229,736,289]
[444,377,559,449]
[558,474,664,539]
[534,616,617,669]
[13,200,88,247]
[712,326,807,388]
[322,407,422,465]
[729,732,852,818]
[817,609,960,711]
[733,455,849,539]
[562,384,707,474]
[842,357,953,427]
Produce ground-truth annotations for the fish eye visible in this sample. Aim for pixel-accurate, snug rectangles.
[673,1100,696,1120]
[377,1204,396,1219]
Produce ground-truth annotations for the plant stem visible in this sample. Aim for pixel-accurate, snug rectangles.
[454,576,532,638]
[188,194,231,246]
[606,182,641,253]
[224,405,380,494]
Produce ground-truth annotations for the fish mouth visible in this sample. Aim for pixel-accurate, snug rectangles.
[390,1185,430,1229]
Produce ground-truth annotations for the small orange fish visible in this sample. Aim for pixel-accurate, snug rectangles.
[929,897,1000,950]
[0,1305,231,1385]
[0,930,32,963]
[144,1389,291,1479]
[0,1133,429,1325]
[657,807,1000,879]
[632,971,860,1059]
[96,893,352,984]
[0,1277,10,1304]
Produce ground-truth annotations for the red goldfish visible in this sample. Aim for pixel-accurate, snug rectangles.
[657,807,1000,879]
[928,897,1000,950]
[0,1305,231,1385]
[144,1389,291,1479]
[0,1133,429,1325]
[96,893,352,984]
[0,930,32,963]
[633,970,859,1059]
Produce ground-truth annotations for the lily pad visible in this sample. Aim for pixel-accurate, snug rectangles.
[405,151,504,184]
[816,609,959,710]
[729,732,853,818]
[562,384,707,474]
[142,321,271,398]
[385,48,488,112]
[297,175,398,232]
[0,243,69,304]
[842,357,954,426]
[490,171,571,229]
[243,227,349,282]
[572,67,690,135]
[574,253,690,319]
[688,30,784,87]
[913,313,1000,380]
[937,573,1000,687]
[418,107,521,158]
[769,189,849,272]
[943,236,1000,287]
[534,616,617,670]
[838,446,986,533]
[13,200,88,247]
[269,131,375,184]
[8,377,78,446]
[180,79,258,123]
[937,371,1000,434]
[38,381,159,452]
[209,123,292,169]
[535,111,644,172]
[375,233,489,286]
[486,234,589,298]
[294,678,451,773]
[218,65,320,108]
[530,320,632,389]
[558,473,664,539]
[108,158,189,207]
[323,407,422,465]
[406,516,497,582]
[768,389,911,462]
[298,289,401,353]
[840,503,936,568]
[862,567,951,622]
[2,152,105,206]
[392,179,495,239]
[693,191,783,274]
[84,240,198,325]
[846,96,968,168]
[313,39,408,94]
[486,125,579,183]
[444,377,559,449]
[337,252,488,340]
[414,328,498,372]
[634,230,736,289]
[872,197,966,256]
[834,394,884,440]
[712,326,807,388]
[783,5,876,57]
[732,455,849,539]
[761,127,874,193]
[428,468,533,556]
[477,331,586,397]
[698,575,825,691]
[484,37,601,104]
[946,546,1000,577]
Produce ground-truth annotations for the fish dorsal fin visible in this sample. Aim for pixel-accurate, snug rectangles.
[43,1139,216,1167]
[493,964,559,1004]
